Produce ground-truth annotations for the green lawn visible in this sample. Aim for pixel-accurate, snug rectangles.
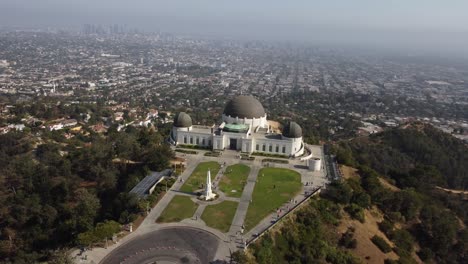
[219,164,250,197]
[180,161,221,193]
[201,201,239,233]
[244,168,302,230]
[156,195,198,223]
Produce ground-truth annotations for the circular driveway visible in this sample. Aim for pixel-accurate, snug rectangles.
[100,227,220,264]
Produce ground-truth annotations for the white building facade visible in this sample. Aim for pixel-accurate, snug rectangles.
[170,95,305,157]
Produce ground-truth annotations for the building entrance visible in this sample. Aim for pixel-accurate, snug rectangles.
[229,138,237,150]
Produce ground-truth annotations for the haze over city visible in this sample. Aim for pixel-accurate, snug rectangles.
[2,0,468,57]
[0,1,467,264]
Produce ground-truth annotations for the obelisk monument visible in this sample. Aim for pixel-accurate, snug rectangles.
[204,169,216,200]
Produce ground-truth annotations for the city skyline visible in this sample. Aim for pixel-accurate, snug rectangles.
[2,1,468,57]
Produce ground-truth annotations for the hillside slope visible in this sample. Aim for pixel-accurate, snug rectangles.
[337,122,468,189]
[243,123,466,264]
[333,123,467,263]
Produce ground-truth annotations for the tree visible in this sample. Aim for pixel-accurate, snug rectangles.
[77,220,120,247]
[232,251,249,264]
[324,181,353,204]
[74,189,100,232]
[422,206,458,257]
[352,192,371,208]
[371,235,392,253]
[335,143,355,166]
[391,229,414,255]
[94,220,120,241]
[77,231,97,247]
[143,145,171,171]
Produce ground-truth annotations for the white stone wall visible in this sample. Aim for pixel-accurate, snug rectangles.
[252,138,291,155]
[290,137,304,157]
[221,132,246,149]
[171,126,191,143]
[241,138,254,153]
[213,135,224,150]
[176,129,212,147]
[171,125,303,157]
[251,136,304,157]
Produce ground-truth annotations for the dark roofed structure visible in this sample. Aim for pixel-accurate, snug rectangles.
[129,169,173,198]
[223,95,266,119]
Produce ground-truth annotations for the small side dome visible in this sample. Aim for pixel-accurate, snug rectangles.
[282,121,302,138]
[173,112,192,127]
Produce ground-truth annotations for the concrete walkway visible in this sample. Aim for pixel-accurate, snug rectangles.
[228,161,260,234]
[193,203,207,220]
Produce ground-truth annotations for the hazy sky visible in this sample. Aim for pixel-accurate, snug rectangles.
[1,0,468,55]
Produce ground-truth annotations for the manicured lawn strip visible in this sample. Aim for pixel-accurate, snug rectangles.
[156,195,198,223]
[201,201,239,233]
[219,164,250,198]
[180,161,221,193]
[244,168,302,231]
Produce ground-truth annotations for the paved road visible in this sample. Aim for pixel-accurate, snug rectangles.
[100,227,219,264]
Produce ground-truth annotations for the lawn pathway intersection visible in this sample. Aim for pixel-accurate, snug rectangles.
[71,145,328,264]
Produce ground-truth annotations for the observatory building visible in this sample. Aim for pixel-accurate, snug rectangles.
[169,95,305,157]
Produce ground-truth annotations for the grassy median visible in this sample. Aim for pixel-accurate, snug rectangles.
[219,164,250,197]
[180,161,221,193]
[244,167,302,230]
[157,195,198,223]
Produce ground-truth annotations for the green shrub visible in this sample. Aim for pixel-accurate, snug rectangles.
[390,229,414,255]
[176,144,210,150]
[378,219,394,236]
[345,204,365,223]
[325,181,353,204]
[387,211,404,222]
[262,158,288,164]
[340,228,357,249]
[417,248,434,262]
[175,149,197,154]
[252,152,288,159]
[204,151,221,157]
[352,192,371,208]
[325,248,360,264]
[77,220,121,246]
[371,235,392,253]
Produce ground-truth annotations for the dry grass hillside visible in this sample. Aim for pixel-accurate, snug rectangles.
[338,207,399,263]
[339,165,423,264]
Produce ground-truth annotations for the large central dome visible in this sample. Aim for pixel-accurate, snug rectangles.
[223,95,266,119]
